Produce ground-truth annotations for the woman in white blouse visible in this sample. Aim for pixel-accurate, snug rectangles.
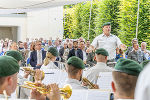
[41,47,58,69]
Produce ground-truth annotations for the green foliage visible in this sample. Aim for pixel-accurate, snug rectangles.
[63,7,77,39]
[138,0,150,49]
[74,1,98,41]
[118,0,150,50]
[63,0,150,49]
[118,0,138,47]
[95,0,120,36]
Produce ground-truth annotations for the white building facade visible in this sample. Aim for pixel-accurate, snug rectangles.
[0,6,63,42]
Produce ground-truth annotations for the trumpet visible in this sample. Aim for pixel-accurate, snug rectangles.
[22,67,45,80]
[19,81,72,100]
[82,77,96,89]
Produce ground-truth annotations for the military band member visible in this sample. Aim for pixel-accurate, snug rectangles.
[5,50,43,99]
[111,58,142,100]
[41,47,58,69]
[0,56,61,100]
[65,56,87,89]
[5,50,23,65]
[5,50,30,98]
[0,56,20,98]
[84,48,112,84]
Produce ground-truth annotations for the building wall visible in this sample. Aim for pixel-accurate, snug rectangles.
[0,27,12,40]
[0,27,18,42]
[27,6,64,40]
[0,17,27,41]
[0,6,64,41]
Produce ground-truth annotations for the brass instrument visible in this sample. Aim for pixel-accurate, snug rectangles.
[82,77,96,89]
[22,67,45,80]
[20,81,72,100]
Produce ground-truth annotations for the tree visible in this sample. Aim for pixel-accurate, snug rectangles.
[138,0,150,49]
[63,7,77,39]
[118,0,150,49]
[95,0,120,36]
[74,1,98,41]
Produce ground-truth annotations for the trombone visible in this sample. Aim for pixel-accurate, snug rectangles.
[22,67,45,80]
[19,81,72,100]
[82,77,97,89]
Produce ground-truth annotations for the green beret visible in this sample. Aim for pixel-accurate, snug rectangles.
[114,58,142,76]
[0,56,20,77]
[5,50,23,62]
[102,22,111,27]
[95,48,109,56]
[67,56,85,69]
[48,47,58,57]
[141,60,150,68]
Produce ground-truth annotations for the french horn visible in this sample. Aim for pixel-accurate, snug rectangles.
[82,77,96,89]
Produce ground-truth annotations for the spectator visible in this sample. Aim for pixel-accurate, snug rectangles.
[86,40,91,48]
[18,41,24,51]
[54,40,62,52]
[141,42,150,59]
[116,48,126,61]
[79,41,87,64]
[65,38,70,43]
[42,39,47,46]
[48,40,53,47]
[68,42,73,50]
[1,41,9,53]
[10,42,18,51]
[30,41,46,68]
[86,48,96,67]
[68,41,83,60]
[59,42,69,62]
[125,38,138,56]
[23,42,30,62]
[128,43,146,63]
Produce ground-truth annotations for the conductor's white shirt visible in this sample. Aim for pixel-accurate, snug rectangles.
[91,33,122,60]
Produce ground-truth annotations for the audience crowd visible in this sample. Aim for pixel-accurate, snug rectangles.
[0,34,149,100]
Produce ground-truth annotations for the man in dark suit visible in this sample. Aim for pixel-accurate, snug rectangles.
[59,42,69,62]
[68,41,83,60]
[30,41,46,68]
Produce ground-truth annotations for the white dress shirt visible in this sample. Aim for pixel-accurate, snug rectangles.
[82,50,87,61]
[37,50,42,65]
[91,33,122,60]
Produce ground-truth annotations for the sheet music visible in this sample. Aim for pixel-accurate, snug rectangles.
[42,69,67,85]
[97,72,112,90]
[69,90,88,100]
[68,90,110,100]
[87,90,110,100]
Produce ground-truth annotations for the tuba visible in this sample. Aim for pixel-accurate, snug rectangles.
[22,67,45,80]
[19,81,72,100]
[82,77,96,89]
